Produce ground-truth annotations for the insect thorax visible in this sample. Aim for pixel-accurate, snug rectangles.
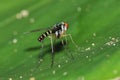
[51,23,67,38]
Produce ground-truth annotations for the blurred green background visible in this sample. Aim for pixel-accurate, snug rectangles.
[0,0,120,80]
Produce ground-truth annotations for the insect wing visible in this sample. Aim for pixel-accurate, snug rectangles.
[24,27,50,34]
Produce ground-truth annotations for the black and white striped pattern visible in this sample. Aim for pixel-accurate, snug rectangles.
[38,29,52,42]
[38,22,67,42]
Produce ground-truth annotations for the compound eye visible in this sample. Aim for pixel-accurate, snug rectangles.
[64,23,68,29]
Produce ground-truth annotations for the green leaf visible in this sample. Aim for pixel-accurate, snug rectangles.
[0,0,120,80]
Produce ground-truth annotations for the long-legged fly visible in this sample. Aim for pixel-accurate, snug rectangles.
[25,22,79,67]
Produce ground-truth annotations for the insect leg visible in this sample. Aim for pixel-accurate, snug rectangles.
[50,37,54,53]
[61,37,74,59]
[38,41,44,65]
[33,41,44,70]
[49,36,54,67]
[64,35,68,44]
[40,41,44,58]
[63,34,80,49]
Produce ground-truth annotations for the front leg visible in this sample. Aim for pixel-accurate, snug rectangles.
[62,34,80,49]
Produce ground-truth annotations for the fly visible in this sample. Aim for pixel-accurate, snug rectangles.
[25,22,79,67]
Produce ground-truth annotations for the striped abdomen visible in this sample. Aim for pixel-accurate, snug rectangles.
[38,29,52,42]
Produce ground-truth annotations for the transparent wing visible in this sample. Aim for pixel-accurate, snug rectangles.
[24,27,50,34]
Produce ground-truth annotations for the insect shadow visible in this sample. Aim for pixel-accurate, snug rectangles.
[25,40,67,59]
